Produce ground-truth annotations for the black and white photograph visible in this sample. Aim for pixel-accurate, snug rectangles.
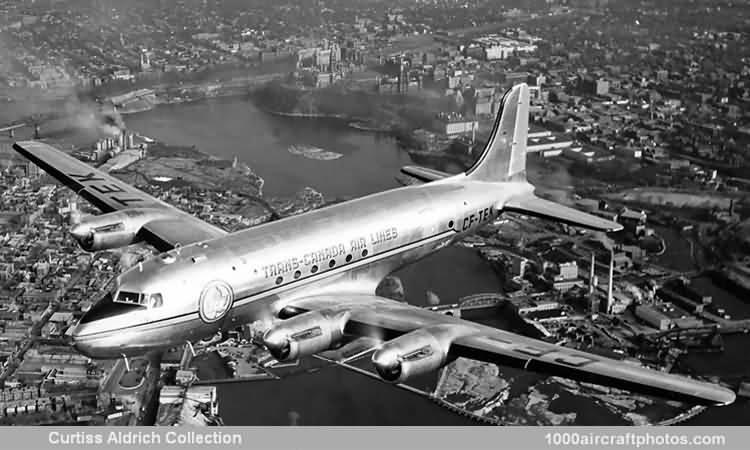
[0,0,748,443]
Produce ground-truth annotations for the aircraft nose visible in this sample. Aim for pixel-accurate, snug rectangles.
[69,291,122,358]
[70,323,96,358]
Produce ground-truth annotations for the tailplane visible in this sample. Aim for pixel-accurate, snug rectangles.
[466,83,529,182]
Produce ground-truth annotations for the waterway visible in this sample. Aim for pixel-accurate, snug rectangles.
[123,96,413,199]
[49,95,747,424]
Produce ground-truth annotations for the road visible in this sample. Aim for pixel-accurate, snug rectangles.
[0,263,88,385]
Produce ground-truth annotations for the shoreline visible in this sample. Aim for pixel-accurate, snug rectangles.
[118,87,457,165]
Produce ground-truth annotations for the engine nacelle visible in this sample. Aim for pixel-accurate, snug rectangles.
[371,328,451,384]
[70,208,172,252]
[262,309,350,361]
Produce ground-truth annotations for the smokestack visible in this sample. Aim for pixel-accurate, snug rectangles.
[589,253,596,295]
[607,249,614,314]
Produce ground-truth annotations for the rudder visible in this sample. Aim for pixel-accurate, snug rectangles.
[466,83,529,182]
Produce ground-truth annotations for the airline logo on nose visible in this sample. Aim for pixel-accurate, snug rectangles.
[199,280,234,323]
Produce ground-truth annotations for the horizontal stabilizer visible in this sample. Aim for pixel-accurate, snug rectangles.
[400,165,450,183]
[505,195,623,232]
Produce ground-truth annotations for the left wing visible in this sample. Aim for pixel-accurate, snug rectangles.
[265,295,735,407]
[400,165,451,183]
[13,141,226,251]
[504,194,623,232]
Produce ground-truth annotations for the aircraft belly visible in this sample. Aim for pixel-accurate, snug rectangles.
[75,315,207,358]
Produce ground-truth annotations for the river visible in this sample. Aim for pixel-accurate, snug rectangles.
[123,96,413,199]
[58,95,747,425]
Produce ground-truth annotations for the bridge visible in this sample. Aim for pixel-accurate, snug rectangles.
[458,293,507,312]
[0,123,28,138]
[0,122,43,139]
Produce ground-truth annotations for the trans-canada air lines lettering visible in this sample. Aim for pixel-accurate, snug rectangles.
[261,226,399,279]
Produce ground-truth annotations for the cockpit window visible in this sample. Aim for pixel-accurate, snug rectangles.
[115,291,147,306]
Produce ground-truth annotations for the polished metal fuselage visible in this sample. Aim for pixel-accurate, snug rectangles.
[72,175,534,358]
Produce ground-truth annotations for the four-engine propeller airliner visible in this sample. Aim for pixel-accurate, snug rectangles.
[13,83,735,406]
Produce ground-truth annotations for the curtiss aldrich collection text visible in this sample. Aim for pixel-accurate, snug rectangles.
[48,431,242,445]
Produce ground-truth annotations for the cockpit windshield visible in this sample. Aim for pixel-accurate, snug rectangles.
[78,278,164,324]
[79,290,142,324]
[115,291,146,306]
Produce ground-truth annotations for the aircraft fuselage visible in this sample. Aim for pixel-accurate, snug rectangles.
[72,177,534,358]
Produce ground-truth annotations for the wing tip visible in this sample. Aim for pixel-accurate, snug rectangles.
[711,387,737,407]
[600,221,624,233]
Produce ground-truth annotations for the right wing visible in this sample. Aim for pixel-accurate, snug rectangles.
[13,141,226,251]
[268,294,735,407]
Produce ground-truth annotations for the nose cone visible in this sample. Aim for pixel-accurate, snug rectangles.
[69,291,131,359]
[70,323,96,358]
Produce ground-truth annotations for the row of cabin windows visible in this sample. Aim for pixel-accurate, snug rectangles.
[274,248,370,286]
[270,219,458,286]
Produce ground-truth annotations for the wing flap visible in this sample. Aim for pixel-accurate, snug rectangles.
[13,141,226,250]
[141,218,228,252]
[504,194,623,232]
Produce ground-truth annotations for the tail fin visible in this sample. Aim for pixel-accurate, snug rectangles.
[466,83,529,182]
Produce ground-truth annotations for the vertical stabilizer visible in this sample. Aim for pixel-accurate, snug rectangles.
[466,83,530,182]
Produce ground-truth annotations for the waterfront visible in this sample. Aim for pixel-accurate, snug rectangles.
[124,96,413,199]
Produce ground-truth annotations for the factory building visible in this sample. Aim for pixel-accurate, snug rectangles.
[468,35,538,61]
[552,261,584,292]
[635,302,704,331]
[635,304,672,331]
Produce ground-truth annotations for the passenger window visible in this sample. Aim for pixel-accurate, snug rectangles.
[329,259,336,268]
[275,276,283,285]
[311,265,318,273]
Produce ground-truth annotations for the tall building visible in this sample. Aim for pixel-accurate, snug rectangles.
[140,50,152,72]
[580,77,609,96]
[588,253,596,295]
[604,250,614,314]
